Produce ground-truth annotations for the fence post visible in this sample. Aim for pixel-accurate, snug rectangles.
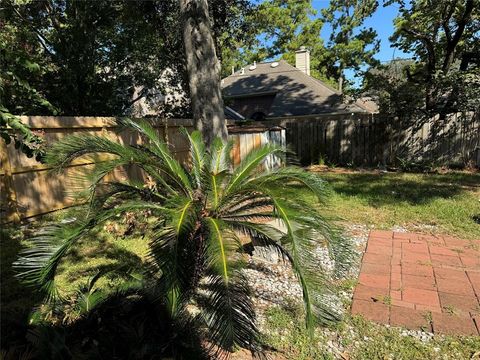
[0,140,20,223]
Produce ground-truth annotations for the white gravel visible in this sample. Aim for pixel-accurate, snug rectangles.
[243,223,439,358]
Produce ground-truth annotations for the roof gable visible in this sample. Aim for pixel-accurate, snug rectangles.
[222,60,371,117]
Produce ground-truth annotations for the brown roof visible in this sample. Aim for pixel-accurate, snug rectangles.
[221,60,372,117]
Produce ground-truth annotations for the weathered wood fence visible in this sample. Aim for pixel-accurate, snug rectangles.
[2,112,478,222]
[0,117,285,222]
[274,112,480,167]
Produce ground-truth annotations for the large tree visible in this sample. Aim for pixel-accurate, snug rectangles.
[388,0,479,114]
[1,0,185,116]
[179,0,228,144]
[1,0,252,119]
[321,0,380,92]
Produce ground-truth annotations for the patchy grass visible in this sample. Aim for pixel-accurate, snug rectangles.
[262,305,335,360]
[312,171,480,239]
[0,212,150,347]
[3,170,479,356]
[263,305,480,360]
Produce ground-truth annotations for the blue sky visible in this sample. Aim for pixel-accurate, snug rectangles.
[251,1,412,84]
[312,0,412,83]
[314,0,411,64]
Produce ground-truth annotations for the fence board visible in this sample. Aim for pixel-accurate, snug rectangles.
[1,117,285,221]
[276,112,479,167]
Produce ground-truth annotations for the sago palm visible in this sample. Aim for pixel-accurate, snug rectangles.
[15,118,354,357]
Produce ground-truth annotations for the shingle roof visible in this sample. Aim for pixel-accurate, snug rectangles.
[221,60,372,117]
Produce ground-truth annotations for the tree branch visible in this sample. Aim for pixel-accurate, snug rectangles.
[9,4,55,57]
[442,0,474,72]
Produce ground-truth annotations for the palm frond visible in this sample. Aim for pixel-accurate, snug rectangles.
[181,129,206,188]
[14,222,91,302]
[73,271,106,315]
[200,274,261,358]
[266,195,341,329]
[116,117,164,151]
[248,166,331,203]
[207,137,232,175]
[45,134,146,172]
[116,118,193,193]
[200,218,262,355]
[224,144,282,196]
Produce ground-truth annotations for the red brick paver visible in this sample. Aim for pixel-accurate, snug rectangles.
[351,231,480,336]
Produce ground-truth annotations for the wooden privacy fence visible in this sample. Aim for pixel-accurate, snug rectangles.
[0,116,285,222]
[279,112,480,167]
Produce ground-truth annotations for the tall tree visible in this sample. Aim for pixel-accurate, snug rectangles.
[223,0,335,86]
[389,0,479,114]
[179,0,228,145]
[321,0,380,92]
[1,0,185,116]
[2,0,252,120]
[255,0,334,84]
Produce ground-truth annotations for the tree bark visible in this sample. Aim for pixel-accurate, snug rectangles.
[442,0,474,73]
[179,0,228,146]
[338,72,344,93]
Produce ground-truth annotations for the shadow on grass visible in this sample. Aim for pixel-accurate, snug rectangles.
[322,172,480,207]
[0,228,43,351]
[26,290,208,360]
[61,230,146,284]
[0,226,149,356]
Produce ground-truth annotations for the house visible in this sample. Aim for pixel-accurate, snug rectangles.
[221,47,374,121]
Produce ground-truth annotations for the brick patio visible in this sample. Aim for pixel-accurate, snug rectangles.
[351,230,480,336]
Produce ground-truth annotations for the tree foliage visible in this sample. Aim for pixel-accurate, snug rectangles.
[0,10,56,159]
[220,0,380,90]
[251,0,332,83]
[1,0,253,117]
[14,119,354,357]
[321,0,380,91]
[376,0,480,115]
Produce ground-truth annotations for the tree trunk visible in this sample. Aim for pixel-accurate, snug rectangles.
[179,0,227,146]
[338,74,344,93]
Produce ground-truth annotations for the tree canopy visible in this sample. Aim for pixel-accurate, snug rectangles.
[0,0,252,117]
[321,0,380,91]
[366,0,480,117]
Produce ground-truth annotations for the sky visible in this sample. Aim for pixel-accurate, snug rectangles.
[314,0,411,63]
[313,0,412,83]
[250,0,412,84]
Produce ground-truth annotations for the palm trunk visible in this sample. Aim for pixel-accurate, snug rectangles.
[179,0,228,146]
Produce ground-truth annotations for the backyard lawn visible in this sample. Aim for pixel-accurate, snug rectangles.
[2,169,479,358]
[314,170,480,240]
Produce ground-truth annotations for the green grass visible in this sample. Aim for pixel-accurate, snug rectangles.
[313,171,480,239]
[1,213,150,347]
[2,170,479,355]
[263,305,480,360]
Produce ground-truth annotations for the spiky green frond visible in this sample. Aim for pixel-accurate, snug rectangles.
[263,194,342,328]
[224,144,282,197]
[16,124,353,356]
[45,134,147,172]
[248,166,331,203]
[14,222,91,302]
[199,219,262,355]
[73,272,106,315]
[181,129,206,188]
[200,274,260,357]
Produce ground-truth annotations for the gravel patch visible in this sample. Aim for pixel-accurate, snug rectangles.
[244,224,440,358]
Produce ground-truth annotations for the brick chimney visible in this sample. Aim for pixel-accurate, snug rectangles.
[295,46,310,76]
